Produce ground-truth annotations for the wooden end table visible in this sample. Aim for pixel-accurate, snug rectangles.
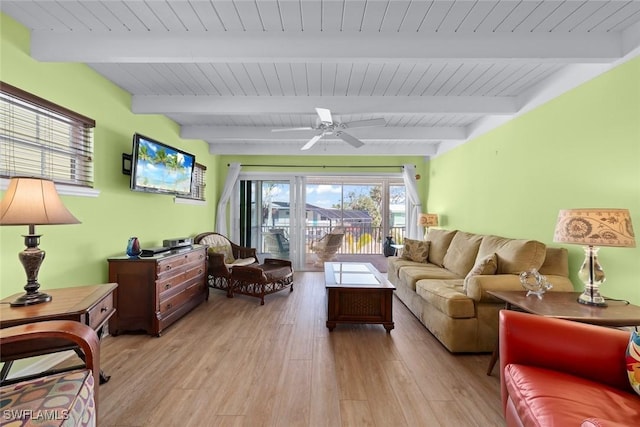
[486,290,640,375]
[325,262,396,332]
[1,283,117,384]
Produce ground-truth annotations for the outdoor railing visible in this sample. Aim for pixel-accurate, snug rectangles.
[260,225,406,255]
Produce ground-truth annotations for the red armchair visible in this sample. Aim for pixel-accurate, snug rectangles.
[499,310,639,427]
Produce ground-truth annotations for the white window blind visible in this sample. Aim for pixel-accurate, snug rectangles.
[0,82,95,187]
[183,162,206,201]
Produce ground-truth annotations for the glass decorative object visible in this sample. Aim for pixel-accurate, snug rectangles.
[126,237,142,258]
[519,269,552,299]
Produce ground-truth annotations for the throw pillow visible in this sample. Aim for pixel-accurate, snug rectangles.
[626,329,640,396]
[465,253,498,280]
[208,245,234,264]
[401,239,430,263]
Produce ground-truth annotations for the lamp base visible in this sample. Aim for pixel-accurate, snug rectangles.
[576,246,607,307]
[577,287,607,307]
[10,290,52,307]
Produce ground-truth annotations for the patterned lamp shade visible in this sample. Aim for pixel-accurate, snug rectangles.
[417,213,438,227]
[553,209,636,248]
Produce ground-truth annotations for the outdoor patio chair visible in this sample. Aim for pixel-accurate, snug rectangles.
[263,229,290,258]
[310,227,345,267]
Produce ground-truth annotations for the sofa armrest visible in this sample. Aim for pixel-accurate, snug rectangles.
[466,274,575,302]
[465,274,528,302]
[499,310,631,414]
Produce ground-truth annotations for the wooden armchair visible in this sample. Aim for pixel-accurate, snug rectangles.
[0,320,100,425]
[310,228,345,266]
[194,232,258,296]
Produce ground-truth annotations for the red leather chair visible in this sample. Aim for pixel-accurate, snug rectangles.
[499,310,639,427]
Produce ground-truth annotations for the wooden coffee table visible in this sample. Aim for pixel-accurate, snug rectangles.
[486,290,640,374]
[324,262,395,332]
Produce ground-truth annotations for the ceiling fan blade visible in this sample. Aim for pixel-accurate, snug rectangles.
[301,134,324,151]
[342,118,386,129]
[337,131,364,148]
[315,107,333,124]
[271,127,314,132]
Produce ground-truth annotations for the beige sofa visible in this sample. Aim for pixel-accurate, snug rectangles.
[387,229,575,353]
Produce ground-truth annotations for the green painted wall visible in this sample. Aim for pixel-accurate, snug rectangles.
[0,15,217,298]
[427,57,640,304]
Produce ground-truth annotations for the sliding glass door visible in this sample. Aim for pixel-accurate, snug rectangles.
[236,173,405,270]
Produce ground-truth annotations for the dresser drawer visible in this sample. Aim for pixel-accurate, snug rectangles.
[158,280,204,315]
[156,248,206,279]
[158,264,205,301]
[87,292,114,330]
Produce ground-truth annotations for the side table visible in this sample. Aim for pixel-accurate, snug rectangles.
[0,283,117,384]
[486,290,640,375]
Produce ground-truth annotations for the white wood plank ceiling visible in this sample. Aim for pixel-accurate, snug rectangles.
[2,1,639,156]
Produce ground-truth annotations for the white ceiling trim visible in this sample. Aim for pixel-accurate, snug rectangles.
[31,31,622,64]
[181,125,465,141]
[133,95,516,115]
[206,140,440,156]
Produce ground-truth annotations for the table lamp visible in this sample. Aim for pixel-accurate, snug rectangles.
[0,177,81,306]
[418,213,438,238]
[553,208,635,307]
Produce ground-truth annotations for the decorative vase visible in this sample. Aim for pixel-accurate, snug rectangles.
[383,236,396,257]
[126,237,142,258]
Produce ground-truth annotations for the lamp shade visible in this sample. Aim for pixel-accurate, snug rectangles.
[418,213,438,227]
[553,208,635,248]
[0,177,80,226]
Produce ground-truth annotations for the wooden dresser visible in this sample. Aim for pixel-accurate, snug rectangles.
[108,245,207,336]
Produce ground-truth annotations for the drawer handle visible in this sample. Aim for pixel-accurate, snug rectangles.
[165,284,171,290]
[198,269,203,274]
[166,303,172,310]
[100,306,108,313]
[165,265,171,270]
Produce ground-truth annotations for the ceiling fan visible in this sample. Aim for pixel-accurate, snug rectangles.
[271,108,386,151]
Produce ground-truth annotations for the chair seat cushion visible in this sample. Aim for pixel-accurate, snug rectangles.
[505,364,640,427]
[225,257,256,268]
[260,263,293,281]
[0,369,95,426]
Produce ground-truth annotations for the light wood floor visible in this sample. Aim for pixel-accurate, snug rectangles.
[98,272,504,427]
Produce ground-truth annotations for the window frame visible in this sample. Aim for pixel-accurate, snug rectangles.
[0,82,98,197]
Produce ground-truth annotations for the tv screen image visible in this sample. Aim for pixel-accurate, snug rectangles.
[130,133,195,195]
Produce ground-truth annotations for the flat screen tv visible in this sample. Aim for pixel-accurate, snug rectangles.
[130,133,195,196]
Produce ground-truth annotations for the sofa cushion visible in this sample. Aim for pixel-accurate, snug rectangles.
[538,247,570,277]
[505,364,640,427]
[387,257,422,281]
[401,239,430,262]
[415,279,474,318]
[442,231,483,277]
[426,229,457,267]
[399,265,460,291]
[477,235,546,274]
